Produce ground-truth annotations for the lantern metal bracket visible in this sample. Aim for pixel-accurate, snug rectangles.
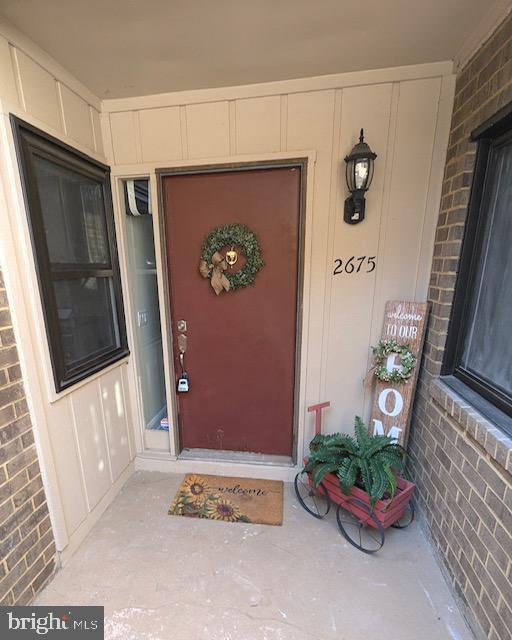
[344,189,366,224]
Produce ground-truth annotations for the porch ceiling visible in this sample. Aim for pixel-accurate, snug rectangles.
[0,0,507,99]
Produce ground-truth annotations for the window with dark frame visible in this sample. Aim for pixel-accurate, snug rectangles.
[12,117,129,392]
[442,103,512,437]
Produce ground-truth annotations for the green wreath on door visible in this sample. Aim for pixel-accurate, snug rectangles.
[199,223,264,295]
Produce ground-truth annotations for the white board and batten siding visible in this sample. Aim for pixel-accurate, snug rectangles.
[103,63,455,460]
[0,21,137,560]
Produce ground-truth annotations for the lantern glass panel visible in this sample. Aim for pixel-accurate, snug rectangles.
[354,159,369,189]
[346,160,355,192]
[367,160,375,190]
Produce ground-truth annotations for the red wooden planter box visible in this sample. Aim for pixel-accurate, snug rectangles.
[311,470,415,530]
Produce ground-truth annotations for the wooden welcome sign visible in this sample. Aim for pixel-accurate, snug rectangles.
[370,301,428,447]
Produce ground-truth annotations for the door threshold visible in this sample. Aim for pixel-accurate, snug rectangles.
[178,448,294,467]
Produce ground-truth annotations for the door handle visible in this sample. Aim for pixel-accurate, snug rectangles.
[178,333,187,371]
[178,333,187,354]
[177,332,189,392]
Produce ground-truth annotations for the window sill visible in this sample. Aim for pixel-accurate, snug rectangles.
[48,354,130,404]
[430,377,512,473]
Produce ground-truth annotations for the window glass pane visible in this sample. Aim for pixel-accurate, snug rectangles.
[136,216,156,270]
[33,155,109,266]
[461,140,512,396]
[14,119,128,391]
[54,277,120,369]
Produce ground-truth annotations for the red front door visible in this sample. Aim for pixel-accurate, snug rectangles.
[162,164,302,456]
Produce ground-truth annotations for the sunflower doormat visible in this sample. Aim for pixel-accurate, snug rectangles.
[168,474,283,525]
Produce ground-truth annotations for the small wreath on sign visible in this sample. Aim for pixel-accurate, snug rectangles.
[372,339,416,383]
[199,223,265,294]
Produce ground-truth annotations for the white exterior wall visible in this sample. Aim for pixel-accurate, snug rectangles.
[103,63,455,470]
[0,20,136,562]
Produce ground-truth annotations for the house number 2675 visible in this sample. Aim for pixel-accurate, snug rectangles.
[333,256,376,275]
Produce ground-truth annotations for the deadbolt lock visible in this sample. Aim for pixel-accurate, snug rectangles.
[177,319,187,332]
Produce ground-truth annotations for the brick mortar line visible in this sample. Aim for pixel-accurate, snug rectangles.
[0,534,54,602]
[472,527,511,606]
[453,47,512,112]
[431,382,512,465]
[0,422,34,448]
[1,476,44,513]
[412,409,511,635]
[412,506,490,639]
[0,385,25,411]
[415,508,507,640]
[23,538,55,574]
[411,427,510,555]
[0,491,45,538]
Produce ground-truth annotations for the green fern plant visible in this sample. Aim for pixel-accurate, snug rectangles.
[304,416,406,507]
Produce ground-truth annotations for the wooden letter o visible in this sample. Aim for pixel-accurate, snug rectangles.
[378,388,403,417]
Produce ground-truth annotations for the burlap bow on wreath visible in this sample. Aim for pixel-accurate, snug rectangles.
[199,252,230,295]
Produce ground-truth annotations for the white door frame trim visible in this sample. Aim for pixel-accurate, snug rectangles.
[111,150,316,480]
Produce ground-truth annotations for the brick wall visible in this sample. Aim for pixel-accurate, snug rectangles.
[409,12,512,640]
[0,267,56,604]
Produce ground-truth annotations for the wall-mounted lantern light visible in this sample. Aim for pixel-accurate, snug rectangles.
[344,129,377,224]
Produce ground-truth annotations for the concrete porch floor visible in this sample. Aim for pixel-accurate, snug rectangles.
[35,471,474,640]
